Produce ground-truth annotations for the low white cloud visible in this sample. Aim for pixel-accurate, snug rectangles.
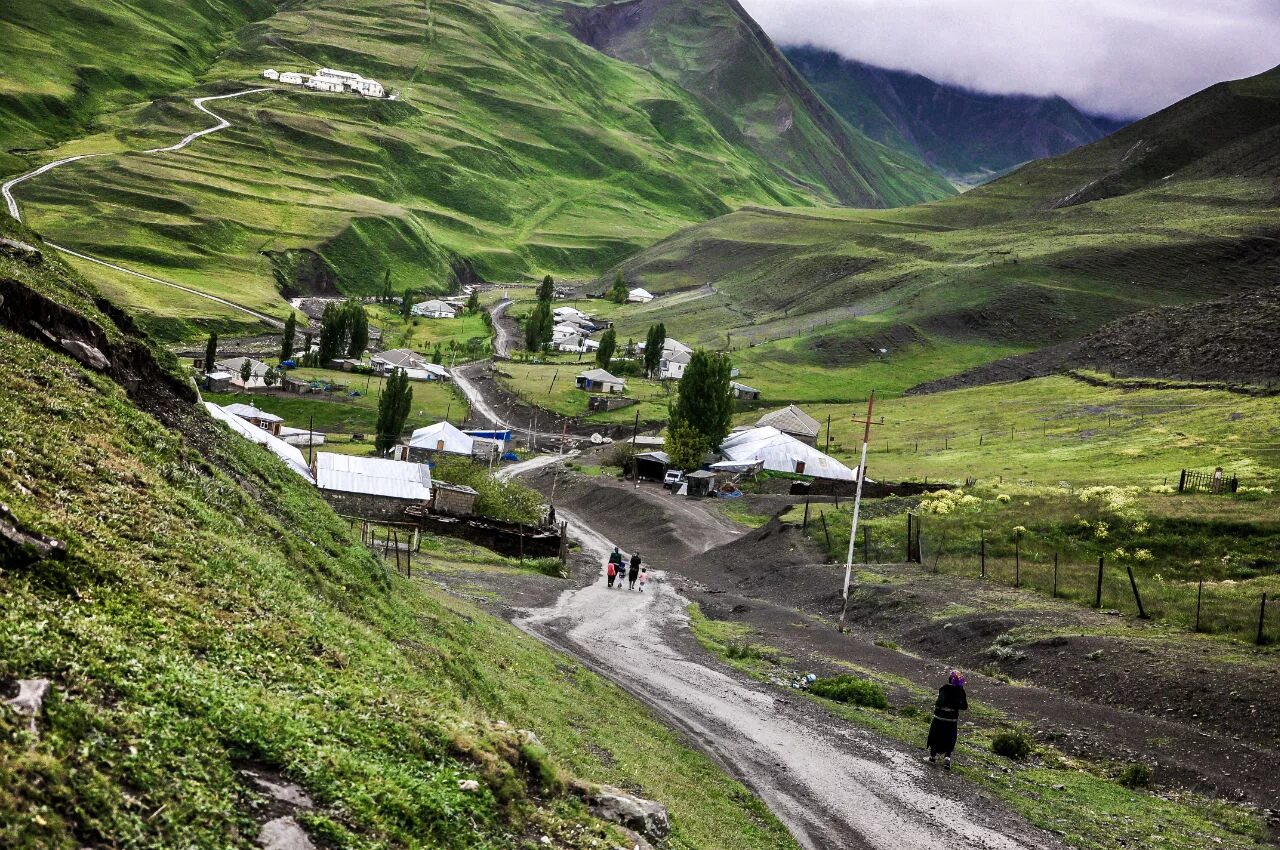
[740,0,1280,117]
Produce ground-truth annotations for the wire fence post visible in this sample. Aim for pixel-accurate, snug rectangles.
[1052,552,1059,598]
[979,529,985,579]
[1127,565,1148,619]
[1259,594,1269,646]
[1095,555,1105,608]
[821,513,832,551]
[803,495,811,531]
[1014,529,1021,589]
[1194,577,1203,632]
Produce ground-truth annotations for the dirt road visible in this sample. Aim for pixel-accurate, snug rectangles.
[517,508,1061,850]
[489,299,517,357]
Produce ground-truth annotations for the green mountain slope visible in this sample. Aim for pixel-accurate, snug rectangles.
[2,0,947,342]
[782,45,1116,186]
[0,0,272,171]
[604,64,1280,392]
[0,214,797,849]
[546,0,955,208]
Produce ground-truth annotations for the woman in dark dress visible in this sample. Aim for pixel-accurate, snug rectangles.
[927,671,968,769]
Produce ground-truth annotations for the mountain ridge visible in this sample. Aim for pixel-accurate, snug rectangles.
[781,44,1119,186]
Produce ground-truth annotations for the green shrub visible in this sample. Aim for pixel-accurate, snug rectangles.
[807,675,888,709]
[527,557,567,578]
[725,642,779,663]
[1118,762,1152,789]
[991,729,1034,760]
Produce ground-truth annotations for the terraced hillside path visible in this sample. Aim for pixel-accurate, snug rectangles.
[2,88,283,329]
[516,506,1063,850]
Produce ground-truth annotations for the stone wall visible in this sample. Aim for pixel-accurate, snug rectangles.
[319,489,424,522]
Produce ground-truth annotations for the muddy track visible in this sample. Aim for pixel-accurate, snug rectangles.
[507,486,1062,848]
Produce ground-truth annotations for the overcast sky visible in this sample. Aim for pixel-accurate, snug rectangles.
[739,0,1280,117]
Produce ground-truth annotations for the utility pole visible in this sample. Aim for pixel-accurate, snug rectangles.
[631,409,640,489]
[839,390,876,632]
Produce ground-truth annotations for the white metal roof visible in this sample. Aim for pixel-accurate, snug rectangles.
[221,403,283,422]
[373,349,426,368]
[756,404,821,438]
[314,452,432,500]
[731,381,759,393]
[408,421,474,454]
[215,356,269,376]
[205,371,234,380]
[628,288,654,299]
[578,369,623,384]
[721,426,856,481]
[204,402,313,480]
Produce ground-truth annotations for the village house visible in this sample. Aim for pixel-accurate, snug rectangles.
[627,287,655,304]
[756,404,821,446]
[730,381,761,401]
[214,356,271,390]
[576,369,626,394]
[371,348,429,374]
[657,338,694,380]
[204,371,234,392]
[313,453,432,521]
[220,403,284,436]
[719,426,855,481]
[278,72,306,85]
[205,402,313,481]
[403,421,475,463]
[402,363,451,383]
[411,299,460,319]
[262,69,280,81]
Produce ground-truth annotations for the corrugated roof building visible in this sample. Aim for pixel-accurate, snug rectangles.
[313,453,432,521]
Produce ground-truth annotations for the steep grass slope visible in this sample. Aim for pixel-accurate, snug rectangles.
[4,0,946,342]
[548,0,954,208]
[0,218,798,849]
[783,45,1115,186]
[606,65,1280,393]
[0,0,272,171]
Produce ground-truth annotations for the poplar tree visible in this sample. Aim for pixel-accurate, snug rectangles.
[670,350,733,449]
[375,368,414,453]
[643,322,665,377]
[537,274,554,303]
[204,332,218,373]
[280,313,296,362]
[595,328,617,369]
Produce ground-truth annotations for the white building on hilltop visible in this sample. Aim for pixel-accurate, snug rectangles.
[262,69,280,80]
[269,67,385,98]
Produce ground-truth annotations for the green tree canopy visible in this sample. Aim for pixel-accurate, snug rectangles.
[595,328,617,369]
[643,323,665,377]
[664,417,709,475]
[345,301,369,358]
[204,332,218,373]
[524,300,553,352]
[671,350,733,449]
[466,289,481,313]
[280,313,296,362]
[239,359,252,385]
[608,271,627,304]
[374,368,414,453]
[537,275,554,303]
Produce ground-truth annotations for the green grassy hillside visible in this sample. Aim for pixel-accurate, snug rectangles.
[0,216,800,848]
[604,65,1280,397]
[0,0,272,172]
[783,45,1113,187]
[3,0,947,343]
[545,0,955,207]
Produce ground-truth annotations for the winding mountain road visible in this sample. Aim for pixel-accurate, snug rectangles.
[2,88,283,329]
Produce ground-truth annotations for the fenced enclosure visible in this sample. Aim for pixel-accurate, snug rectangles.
[1178,468,1239,494]
[914,516,1278,645]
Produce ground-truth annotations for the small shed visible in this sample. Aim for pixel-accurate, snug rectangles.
[685,470,717,498]
[406,421,474,462]
[756,404,821,446]
[627,288,655,304]
[313,453,432,521]
[576,369,625,394]
[204,371,234,392]
[412,300,459,319]
[633,450,670,482]
[731,381,760,400]
[432,481,479,516]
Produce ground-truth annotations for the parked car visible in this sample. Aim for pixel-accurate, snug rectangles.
[663,469,685,490]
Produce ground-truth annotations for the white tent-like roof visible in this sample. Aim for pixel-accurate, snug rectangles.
[204,402,313,481]
[314,453,432,500]
[720,426,856,481]
[221,403,282,423]
[408,421,474,455]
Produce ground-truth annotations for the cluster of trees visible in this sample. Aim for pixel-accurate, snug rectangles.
[374,367,414,453]
[595,328,617,368]
[643,322,666,378]
[664,350,733,473]
[318,300,370,364]
[523,275,556,352]
[608,271,627,304]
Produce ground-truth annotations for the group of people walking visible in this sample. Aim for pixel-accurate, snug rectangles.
[606,547,647,591]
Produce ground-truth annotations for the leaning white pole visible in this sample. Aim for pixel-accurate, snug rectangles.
[839,390,875,631]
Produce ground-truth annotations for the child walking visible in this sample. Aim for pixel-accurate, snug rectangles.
[637,567,649,592]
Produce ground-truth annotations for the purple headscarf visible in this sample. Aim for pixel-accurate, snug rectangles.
[948,670,967,688]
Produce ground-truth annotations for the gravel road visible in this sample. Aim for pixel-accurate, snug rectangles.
[516,508,1062,850]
